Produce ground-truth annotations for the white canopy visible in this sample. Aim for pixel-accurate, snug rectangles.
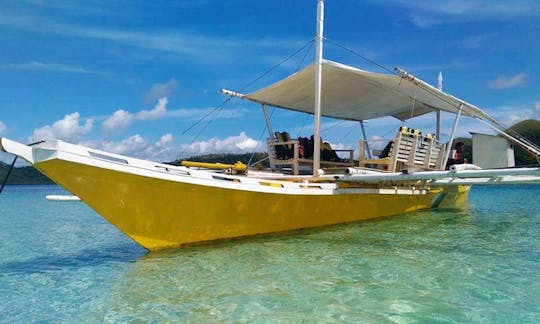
[243,60,497,123]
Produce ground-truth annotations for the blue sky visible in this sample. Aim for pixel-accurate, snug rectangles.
[1,0,539,163]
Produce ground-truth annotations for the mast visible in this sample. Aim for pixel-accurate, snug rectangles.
[313,0,324,176]
[436,72,442,139]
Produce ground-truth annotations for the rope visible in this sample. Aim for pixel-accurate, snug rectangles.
[296,41,314,72]
[0,156,18,196]
[337,124,355,143]
[298,113,311,137]
[240,39,315,92]
[325,38,394,74]
[248,107,275,166]
[178,39,315,160]
[178,102,228,158]
[181,97,231,135]
[322,120,346,132]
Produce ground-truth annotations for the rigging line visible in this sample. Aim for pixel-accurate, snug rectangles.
[395,69,536,154]
[298,113,311,137]
[179,39,314,151]
[240,39,315,92]
[296,41,314,72]
[337,124,355,144]
[0,156,17,196]
[325,38,394,74]
[181,98,231,135]
[321,120,346,132]
[178,106,227,158]
[248,107,276,166]
[399,75,538,149]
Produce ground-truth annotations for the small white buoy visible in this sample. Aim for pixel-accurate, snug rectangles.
[45,195,81,201]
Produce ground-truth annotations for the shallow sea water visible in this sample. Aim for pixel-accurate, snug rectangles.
[0,185,539,322]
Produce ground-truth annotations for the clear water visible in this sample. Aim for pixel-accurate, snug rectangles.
[0,185,538,322]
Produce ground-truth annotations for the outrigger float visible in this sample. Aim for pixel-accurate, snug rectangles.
[1,1,540,251]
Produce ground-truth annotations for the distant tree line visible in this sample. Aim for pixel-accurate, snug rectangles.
[0,161,54,185]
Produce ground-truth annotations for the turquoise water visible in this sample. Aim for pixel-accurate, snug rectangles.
[0,185,539,322]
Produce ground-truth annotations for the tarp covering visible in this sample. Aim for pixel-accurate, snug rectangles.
[244,60,496,123]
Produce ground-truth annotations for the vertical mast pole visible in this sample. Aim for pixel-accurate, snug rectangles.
[441,104,463,169]
[313,0,324,176]
[436,72,443,140]
[436,110,441,139]
[261,104,274,139]
[360,120,372,159]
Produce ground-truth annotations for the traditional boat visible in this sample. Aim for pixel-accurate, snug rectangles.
[1,1,540,251]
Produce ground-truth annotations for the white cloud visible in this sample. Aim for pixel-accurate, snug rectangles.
[180,132,261,156]
[156,133,173,148]
[488,73,527,89]
[145,79,178,103]
[535,101,540,114]
[102,97,168,133]
[30,112,93,142]
[101,134,147,155]
[0,120,6,135]
[0,61,110,75]
[136,97,168,120]
[100,133,176,161]
[102,109,133,133]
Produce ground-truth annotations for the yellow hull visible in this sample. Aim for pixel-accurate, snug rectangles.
[35,159,469,251]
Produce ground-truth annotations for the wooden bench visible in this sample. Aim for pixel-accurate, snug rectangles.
[359,128,446,172]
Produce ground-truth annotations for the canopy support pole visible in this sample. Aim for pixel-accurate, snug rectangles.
[442,104,463,169]
[261,104,274,139]
[360,120,372,159]
[436,109,441,139]
[312,0,324,176]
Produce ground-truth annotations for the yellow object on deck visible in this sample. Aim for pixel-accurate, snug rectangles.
[181,160,248,172]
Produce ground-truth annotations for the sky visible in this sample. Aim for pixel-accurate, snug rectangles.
[1,0,539,164]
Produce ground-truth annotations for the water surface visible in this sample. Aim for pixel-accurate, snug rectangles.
[0,185,538,322]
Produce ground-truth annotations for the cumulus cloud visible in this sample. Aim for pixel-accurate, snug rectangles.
[102,97,168,133]
[136,97,168,120]
[145,79,178,103]
[156,133,173,148]
[30,112,93,142]
[180,132,261,156]
[488,73,527,89]
[100,133,176,161]
[102,109,133,132]
[0,120,6,134]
